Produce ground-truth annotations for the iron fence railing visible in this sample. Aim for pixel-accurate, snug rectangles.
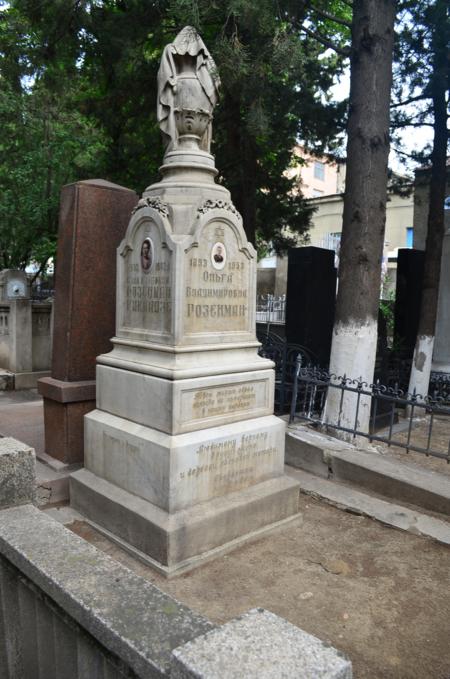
[290,362,450,462]
[257,330,320,414]
[256,294,286,324]
[31,285,54,301]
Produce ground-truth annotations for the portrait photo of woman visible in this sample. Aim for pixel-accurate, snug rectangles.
[211,242,226,270]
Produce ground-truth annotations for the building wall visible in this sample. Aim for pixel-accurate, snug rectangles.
[261,192,414,298]
[286,147,344,199]
[413,167,450,249]
[307,192,414,254]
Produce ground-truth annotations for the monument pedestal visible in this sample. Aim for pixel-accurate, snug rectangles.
[70,27,299,574]
[71,356,299,574]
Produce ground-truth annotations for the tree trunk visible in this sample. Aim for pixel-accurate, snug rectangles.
[408,0,449,399]
[324,0,396,435]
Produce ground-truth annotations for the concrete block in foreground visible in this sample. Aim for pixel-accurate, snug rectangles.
[0,437,36,507]
[0,504,213,678]
[171,608,352,678]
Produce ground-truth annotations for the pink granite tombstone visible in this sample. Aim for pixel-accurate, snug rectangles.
[38,180,138,464]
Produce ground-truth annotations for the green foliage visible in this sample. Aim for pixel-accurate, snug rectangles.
[0,0,350,267]
[379,291,395,336]
[0,81,107,270]
[392,0,449,166]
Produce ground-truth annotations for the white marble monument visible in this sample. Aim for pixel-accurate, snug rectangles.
[71,27,299,575]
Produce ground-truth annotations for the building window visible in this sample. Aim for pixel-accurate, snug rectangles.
[314,161,325,181]
[323,232,341,253]
[312,189,324,197]
[406,227,413,248]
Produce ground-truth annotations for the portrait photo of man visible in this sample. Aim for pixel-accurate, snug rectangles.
[141,238,153,273]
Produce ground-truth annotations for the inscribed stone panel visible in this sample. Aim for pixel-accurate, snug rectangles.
[179,379,269,427]
[184,221,251,335]
[172,419,284,509]
[122,219,172,335]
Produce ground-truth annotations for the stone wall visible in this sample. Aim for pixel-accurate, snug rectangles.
[31,303,52,371]
[0,504,213,679]
[0,300,52,377]
[0,306,9,369]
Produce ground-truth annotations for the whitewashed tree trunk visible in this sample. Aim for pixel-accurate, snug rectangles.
[408,335,435,402]
[324,0,395,438]
[325,320,378,436]
[407,0,448,405]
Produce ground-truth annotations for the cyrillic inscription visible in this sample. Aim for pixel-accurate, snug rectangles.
[122,236,172,333]
[184,222,251,334]
[179,431,278,493]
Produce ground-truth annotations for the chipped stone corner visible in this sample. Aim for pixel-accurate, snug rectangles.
[0,437,36,508]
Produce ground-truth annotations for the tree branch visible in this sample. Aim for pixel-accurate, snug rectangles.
[310,8,352,29]
[390,93,429,108]
[391,121,434,128]
[298,25,351,57]
[391,145,425,160]
[29,258,50,285]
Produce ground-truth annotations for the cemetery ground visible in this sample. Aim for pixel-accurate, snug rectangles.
[0,390,450,678]
[70,495,450,679]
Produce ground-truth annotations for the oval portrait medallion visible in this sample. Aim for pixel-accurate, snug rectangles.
[211,242,226,270]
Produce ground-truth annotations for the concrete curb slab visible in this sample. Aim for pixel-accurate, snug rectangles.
[286,425,450,517]
[286,467,450,547]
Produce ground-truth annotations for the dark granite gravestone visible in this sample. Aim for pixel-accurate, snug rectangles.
[38,180,138,464]
[394,248,425,358]
[285,247,336,367]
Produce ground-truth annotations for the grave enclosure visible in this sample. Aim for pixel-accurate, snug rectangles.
[71,26,299,575]
[0,270,52,389]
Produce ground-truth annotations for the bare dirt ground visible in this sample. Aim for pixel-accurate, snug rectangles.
[68,494,450,679]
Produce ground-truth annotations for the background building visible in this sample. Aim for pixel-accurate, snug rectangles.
[259,147,414,298]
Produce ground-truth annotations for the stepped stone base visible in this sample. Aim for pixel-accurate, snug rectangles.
[70,469,299,577]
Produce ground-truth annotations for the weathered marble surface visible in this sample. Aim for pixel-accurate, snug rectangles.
[84,410,285,512]
[97,364,274,434]
[70,469,299,574]
[113,197,258,356]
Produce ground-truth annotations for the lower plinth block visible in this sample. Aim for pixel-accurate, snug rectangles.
[38,377,96,464]
[70,469,299,576]
[42,399,95,464]
[84,410,287,513]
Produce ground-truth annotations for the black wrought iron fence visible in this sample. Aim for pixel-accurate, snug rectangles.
[290,362,450,462]
[257,330,319,415]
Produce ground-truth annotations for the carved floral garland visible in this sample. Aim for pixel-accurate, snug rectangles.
[197,199,242,221]
[132,196,170,217]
